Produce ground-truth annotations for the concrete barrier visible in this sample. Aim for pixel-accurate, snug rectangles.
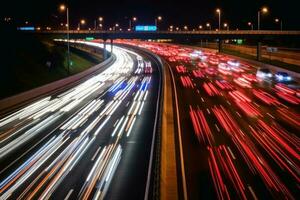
[0,47,115,115]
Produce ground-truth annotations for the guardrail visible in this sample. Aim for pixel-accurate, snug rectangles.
[0,46,115,115]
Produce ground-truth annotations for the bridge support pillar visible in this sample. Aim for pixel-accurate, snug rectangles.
[103,39,107,60]
[110,39,113,53]
[257,42,262,61]
[218,39,223,53]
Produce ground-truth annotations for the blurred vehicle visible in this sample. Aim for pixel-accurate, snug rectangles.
[144,61,152,74]
[275,72,292,82]
[218,63,231,75]
[205,67,218,76]
[227,60,240,67]
[256,68,272,79]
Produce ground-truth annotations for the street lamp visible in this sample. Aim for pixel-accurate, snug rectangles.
[155,16,162,30]
[129,17,137,31]
[97,17,103,30]
[248,22,254,30]
[199,25,203,30]
[114,23,119,31]
[275,18,283,31]
[216,8,221,30]
[258,7,268,30]
[223,23,229,31]
[206,23,211,30]
[59,4,70,75]
[78,19,86,30]
[184,25,188,31]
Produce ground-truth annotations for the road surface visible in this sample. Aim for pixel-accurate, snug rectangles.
[122,40,300,200]
[0,41,162,200]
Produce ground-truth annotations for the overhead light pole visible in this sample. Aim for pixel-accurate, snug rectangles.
[275,18,283,31]
[98,17,103,30]
[223,23,229,31]
[78,19,86,30]
[258,7,268,30]
[155,16,162,30]
[248,22,254,30]
[216,8,221,30]
[59,4,70,75]
[129,17,137,31]
[206,23,211,30]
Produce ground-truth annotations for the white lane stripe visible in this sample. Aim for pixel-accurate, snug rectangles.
[64,189,74,200]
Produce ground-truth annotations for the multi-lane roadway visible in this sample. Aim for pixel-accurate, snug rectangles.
[121,40,299,200]
[0,41,162,200]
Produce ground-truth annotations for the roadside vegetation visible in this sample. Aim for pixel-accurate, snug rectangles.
[0,24,103,99]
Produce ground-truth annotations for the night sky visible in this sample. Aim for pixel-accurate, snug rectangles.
[1,0,299,30]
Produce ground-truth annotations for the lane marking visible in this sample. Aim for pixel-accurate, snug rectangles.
[91,147,101,161]
[215,124,220,132]
[64,189,74,200]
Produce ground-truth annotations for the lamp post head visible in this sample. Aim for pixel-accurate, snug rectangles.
[261,7,268,13]
[80,19,86,25]
[216,8,221,13]
[99,17,103,21]
[157,16,162,21]
[59,4,66,11]
[133,17,137,21]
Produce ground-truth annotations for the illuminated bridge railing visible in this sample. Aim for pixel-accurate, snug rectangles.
[37,30,300,35]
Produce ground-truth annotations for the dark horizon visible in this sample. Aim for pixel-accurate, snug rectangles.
[1,0,300,30]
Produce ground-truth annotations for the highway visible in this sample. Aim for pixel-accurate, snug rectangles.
[121,41,300,199]
[0,41,162,200]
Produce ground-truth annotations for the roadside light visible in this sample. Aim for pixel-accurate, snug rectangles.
[262,7,268,13]
[59,4,66,11]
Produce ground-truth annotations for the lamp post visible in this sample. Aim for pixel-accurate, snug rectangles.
[275,18,283,31]
[199,25,203,30]
[155,16,162,30]
[98,17,103,30]
[78,19,86,30]
[129,17,137,31]
[59,4,70,75]
[248,22,254,30]
[206,23,211,30]
[114,23,119,31]
[223,23,229,31]
[258,7,268,30]
[216,8,221,30]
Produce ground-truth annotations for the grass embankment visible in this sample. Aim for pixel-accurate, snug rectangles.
[0,26,103,99]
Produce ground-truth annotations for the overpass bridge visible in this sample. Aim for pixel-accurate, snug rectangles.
[32,30,300,61]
